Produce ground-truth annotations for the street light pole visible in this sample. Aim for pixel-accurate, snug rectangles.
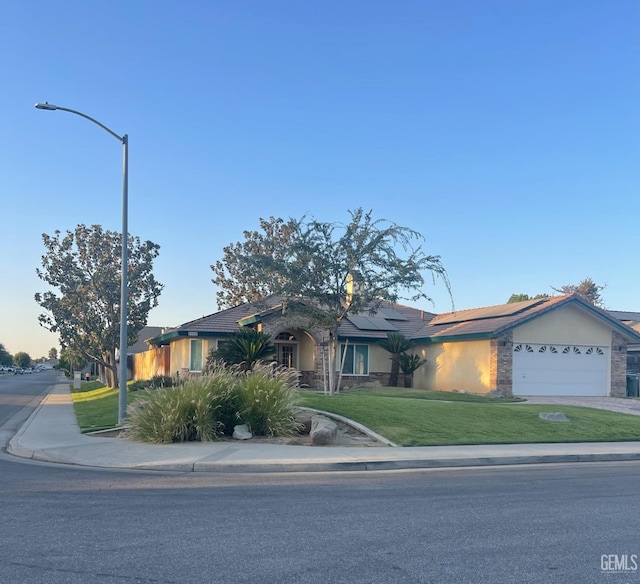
[35,102,129,426]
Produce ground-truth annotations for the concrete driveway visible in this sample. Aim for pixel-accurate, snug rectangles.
[519,396,640,416]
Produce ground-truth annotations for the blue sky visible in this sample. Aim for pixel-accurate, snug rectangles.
[2,0,639,358]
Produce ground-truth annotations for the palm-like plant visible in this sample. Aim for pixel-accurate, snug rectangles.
[208,328,276,371]
[398,353,427,388]
[378,332,412,387]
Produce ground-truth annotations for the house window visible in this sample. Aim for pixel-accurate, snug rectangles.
[339,344,369,375]
[190,339,203,371]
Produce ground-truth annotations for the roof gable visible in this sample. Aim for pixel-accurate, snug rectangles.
[414,294,640,343]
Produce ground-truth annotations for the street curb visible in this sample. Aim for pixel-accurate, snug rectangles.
[6,388,51,461]
[296,406,398,447]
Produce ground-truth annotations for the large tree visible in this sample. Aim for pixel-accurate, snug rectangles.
[0,344,13,367]
[212,216,299,308]
[212,209,451,393]
[48,347,58,360]
[508,278,606,308]
[13,352,31,368]
[552,277,606,308]
[35,224,163,387]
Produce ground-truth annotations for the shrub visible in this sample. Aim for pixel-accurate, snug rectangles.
[124,363,301,443]
[124,369,236,443]
[129,375,175,393]
[128,379,151,392]
[236,364,301,436]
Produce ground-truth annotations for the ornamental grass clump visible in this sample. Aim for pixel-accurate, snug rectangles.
[236,364,301,436]
[125,368,237,443]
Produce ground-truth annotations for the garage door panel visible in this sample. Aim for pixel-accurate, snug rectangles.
[512,343,608,396]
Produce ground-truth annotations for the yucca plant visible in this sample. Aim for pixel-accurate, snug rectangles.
[208,328,276,371]
[378,332,413,387]
[398,353,427,388]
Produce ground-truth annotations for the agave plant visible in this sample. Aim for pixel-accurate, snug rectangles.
[378,332,413,387]
[398,353,427,388]
[208,327,276,371]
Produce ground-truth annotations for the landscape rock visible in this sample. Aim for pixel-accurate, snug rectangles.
[294,410,313,435]
[232,424,253,440]
[539,412,569,422]
[310,415,338,446]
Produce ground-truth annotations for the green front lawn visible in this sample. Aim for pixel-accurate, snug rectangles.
[70,383,640,446]
[71,382,141,432]
[299,389,640,446]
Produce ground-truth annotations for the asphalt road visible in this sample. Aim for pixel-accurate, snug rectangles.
[1,448,640,584]
[1,372,638,583]
[0,369,58,443]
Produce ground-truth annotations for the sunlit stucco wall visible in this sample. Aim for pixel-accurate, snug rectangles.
[169,337,216,374]
[513,304,611,346]
[412,340,492,394]
[368,343,392,373]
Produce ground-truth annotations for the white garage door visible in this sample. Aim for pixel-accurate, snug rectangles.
[512,343,609,396]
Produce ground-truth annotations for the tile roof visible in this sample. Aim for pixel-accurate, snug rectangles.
[414,294,640,342]
[147,294,640,345]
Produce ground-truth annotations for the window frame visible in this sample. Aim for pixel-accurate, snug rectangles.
[189,339,203,372]
[338,343,369,376]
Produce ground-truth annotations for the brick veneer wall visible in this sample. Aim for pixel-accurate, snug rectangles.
[611,331,627,397]
[489,331,513,397]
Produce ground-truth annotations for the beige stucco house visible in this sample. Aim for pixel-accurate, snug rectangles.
[143,294,640,397]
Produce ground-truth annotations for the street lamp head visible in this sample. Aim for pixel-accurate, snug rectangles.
[35,102,58,110]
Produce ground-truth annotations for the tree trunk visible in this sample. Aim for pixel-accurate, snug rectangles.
[389,356,400,387]
[103,351,118,388]
[404,373,413,388]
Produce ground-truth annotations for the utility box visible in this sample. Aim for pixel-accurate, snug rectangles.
[73,371,81,390]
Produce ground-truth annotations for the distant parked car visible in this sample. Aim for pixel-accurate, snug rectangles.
[13,367,24,375]
[24,367,33,374]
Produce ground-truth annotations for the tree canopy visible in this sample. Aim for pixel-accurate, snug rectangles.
[0,344,13,367]
[212,209,451,393]
[552,277,606,308]
[13,351,31,368]
[507,293,549,303]
[507,278,605,308]
[212,208,450,317]
[48,347,58,360]
[35,224,163,387]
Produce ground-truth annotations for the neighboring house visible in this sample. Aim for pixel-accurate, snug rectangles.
[144,294,640,397]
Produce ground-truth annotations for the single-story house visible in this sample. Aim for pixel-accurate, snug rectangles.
[143,294,640,397]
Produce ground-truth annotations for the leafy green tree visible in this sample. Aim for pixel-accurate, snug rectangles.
[48,347,58,360]
[508,278,605,308]
[398,353,427,388]
[212,217,299,308]
[507,293,549,303]
[207,328,276,371]
[212,208,451,393]
[13,352,31,368]
[0,344,12,367]
[56,347,87,377]
[35,224,163,387]
[378,332,412,387]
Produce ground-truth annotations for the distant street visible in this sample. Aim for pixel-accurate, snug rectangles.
[1,445,639,583]
[0,369,59,441]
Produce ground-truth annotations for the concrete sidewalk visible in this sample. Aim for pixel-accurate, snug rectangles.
[7,381,640,473]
